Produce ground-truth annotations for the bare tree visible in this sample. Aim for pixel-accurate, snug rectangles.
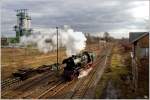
[103,32,109,42]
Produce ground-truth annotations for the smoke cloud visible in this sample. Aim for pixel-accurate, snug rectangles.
[20,27,87,57]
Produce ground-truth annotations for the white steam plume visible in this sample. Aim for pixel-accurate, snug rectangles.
[78,67,93,79]
[20,27,86,57]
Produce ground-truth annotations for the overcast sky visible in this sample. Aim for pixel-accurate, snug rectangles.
[1,0,149,38]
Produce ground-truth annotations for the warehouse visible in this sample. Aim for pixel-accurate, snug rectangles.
[129,32,149,97]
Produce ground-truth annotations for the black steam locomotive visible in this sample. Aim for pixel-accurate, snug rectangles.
[62,51,96,81]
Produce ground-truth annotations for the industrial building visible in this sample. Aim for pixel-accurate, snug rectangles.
[13,9,32,42]
[1,9,32,46]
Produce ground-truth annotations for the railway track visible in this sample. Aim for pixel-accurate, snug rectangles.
[1,77,22,90]
[36,79,74,99]
[17,78,63,99]
[70,54,106,99]
[1,69,54,91]
[14,71,54,91]
[1,71,55,98]
[37,53,106,99]
[37,80,64,99]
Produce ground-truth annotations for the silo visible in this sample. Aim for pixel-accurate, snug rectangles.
[22,18,27,29]
[27,16,31,29]
[16,13,20,27]
[14,9,32,42]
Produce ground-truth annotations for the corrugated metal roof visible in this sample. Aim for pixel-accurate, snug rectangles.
[129,32,149,43]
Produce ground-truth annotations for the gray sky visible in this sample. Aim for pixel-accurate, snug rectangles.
[1,0,149,38]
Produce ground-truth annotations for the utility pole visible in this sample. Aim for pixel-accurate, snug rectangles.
[56,27,59,71]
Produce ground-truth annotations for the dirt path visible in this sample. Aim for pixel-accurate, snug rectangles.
[105,80,119,99]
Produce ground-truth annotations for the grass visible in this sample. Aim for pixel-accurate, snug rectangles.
[95,45,131,99]
[95,71,111,98]
[1,47,67,80]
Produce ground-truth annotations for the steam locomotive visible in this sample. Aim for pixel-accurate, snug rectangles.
[62,51,96,81]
